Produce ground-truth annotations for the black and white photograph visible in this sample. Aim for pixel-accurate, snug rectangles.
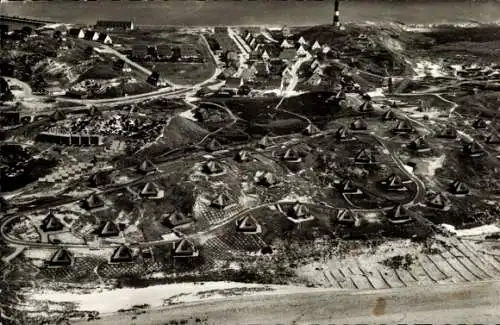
[1,0,500,324]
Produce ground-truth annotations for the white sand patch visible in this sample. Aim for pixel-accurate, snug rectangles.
[160,232,181,241]
[279,193,313,203]
[413,60,448,78]
[28,282,338,314]
[366,88,385,98]
[178,109,197,121]
[404,165,414,174]
[401,25,433,33]
[441,223,500,237]
[417,154,445,178]
[363,212,382,223]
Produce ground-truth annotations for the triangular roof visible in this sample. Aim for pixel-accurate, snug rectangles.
[288,202,310,219]
[384,174,405,190]
[205,138,222,152]
[173,239,197,257]
[52,109,66,121]
[387,205,412,223]
[280,39,293,48]
[296,45,309,56]
[97,221,120,237]
[236,215,259,233]
[202,160,224,174]
[89,172,110,187]
[41,211,64,232]
[312,40,322,50]
[350,118,368,130]
[261,50,270,59]
[358,101,373,112]
[110,245,133,263]
[428,192,450,208]
[283,148,299,161]
[486,134,500,144]
[393,119,413,132]
[463,141,484,156]
[438,126,457,138]
[336,126,349,139]
[450,180,469,194]
[48,248,73,267]
[235,150,251,162]
[138,160,156,173]
[84,194,105,210]
[355,148,375,164]
[164,211,193,228]
[210,192,231,209]
[298,36,308,45]
[257,135,273,148]
[140,182,160,196]
[256,171,277,186]
[473,118,487,128]
[337,209,358,224]
[409,136,429,150]
[340,178,358,193]
[303,124,320,136]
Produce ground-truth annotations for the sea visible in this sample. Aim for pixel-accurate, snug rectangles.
[1,0,500,27]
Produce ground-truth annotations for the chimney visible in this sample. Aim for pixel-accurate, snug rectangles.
[333,0,341,27]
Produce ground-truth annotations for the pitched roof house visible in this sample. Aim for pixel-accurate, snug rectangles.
[339,178,362,194]
[427,192,450,209]
[236,215,261,234]
[380,174,407,191]
[109,245,134,263]
[296,45,310,57]
[47,248,74,268]
[96,221,120,238]
[210,192,232,210]
[97,33,112,44]
[202,160,224,175]
[449,180,469,195]
[173,239,199,257]
[336,209,358,225]
[163,211,193,228]
[41,211,64,232]
[311,40,322,51]
[67,28,85,39]
[386,205,413,224]
[280,39,294,48]
[354,148,376,164]
[83,30,100,41]
[298,36,308,46]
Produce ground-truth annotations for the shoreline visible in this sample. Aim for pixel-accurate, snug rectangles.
[3,14,500,30]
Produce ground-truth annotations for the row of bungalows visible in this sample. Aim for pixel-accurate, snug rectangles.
[94,20,134,31]
[36,128,104,146]
[130,44,203,62]
[67,27,113,45]
[246,36,334,65]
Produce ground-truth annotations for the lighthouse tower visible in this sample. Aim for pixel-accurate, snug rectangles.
[333,0,341,28]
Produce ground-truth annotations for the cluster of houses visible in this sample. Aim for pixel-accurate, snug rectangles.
[218,30,342,93]
[130,44,203,63]
[67,27,113,45]
[36,128,104,146]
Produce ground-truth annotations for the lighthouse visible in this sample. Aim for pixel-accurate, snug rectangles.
[333,0,341,28]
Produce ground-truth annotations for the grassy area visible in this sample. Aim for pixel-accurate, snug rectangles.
[145,62,214,85]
